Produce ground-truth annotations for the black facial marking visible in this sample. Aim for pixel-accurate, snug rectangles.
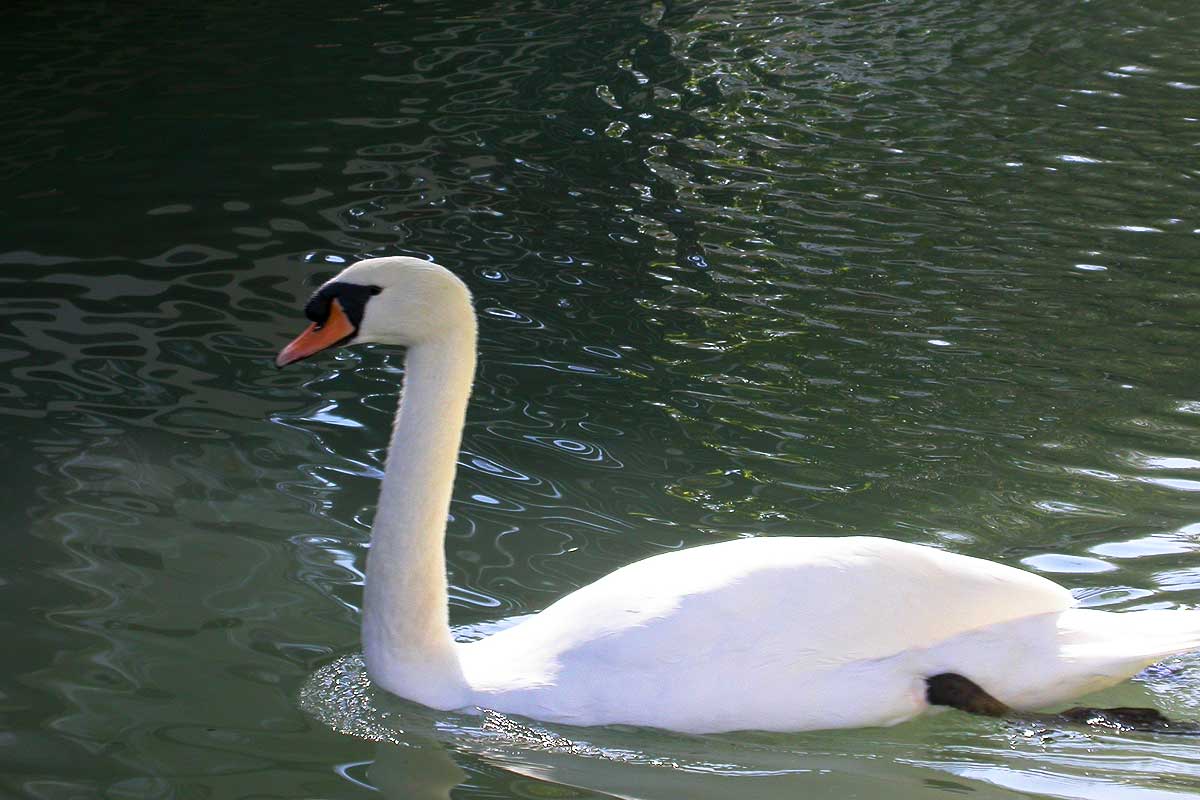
[304,282,383,331]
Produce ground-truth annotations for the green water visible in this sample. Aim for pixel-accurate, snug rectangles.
[4,0,1200,796]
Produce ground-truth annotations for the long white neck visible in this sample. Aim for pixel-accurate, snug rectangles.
[362,322,476,709]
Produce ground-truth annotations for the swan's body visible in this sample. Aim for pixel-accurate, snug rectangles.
[278,257,1200,734]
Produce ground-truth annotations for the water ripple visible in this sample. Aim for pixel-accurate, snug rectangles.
[5,0,1200,797]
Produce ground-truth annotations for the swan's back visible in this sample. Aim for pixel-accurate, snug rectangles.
[459,537,1074,730]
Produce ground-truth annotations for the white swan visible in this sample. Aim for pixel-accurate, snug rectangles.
[277,256,1200,734]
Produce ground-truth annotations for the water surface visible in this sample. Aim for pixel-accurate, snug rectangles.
[4,0,1200,797]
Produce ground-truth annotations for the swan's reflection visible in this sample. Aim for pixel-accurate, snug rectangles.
[308,650,1200,800]
[364,729,1028,800]
[309,656,997,799]
[368,739,465,800]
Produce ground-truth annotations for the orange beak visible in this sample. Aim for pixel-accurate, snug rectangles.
[276,298,357,367]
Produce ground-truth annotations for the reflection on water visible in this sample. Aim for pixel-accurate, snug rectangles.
[4,0,1200,797]
[301,653,1200,799]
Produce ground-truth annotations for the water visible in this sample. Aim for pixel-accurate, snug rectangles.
[4,0,1200,796]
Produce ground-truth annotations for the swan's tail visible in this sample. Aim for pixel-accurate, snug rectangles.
[1059,608,1200,667]
[926,608,1200,712]
[999,607,1200,711]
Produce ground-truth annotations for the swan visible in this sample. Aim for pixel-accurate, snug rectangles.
[276,256,1200,734]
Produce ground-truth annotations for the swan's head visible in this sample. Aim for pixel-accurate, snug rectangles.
[275,256,474,367]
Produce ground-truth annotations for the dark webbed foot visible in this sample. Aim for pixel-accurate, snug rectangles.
[925,673,1011,716]
[925,673,1200,735]
[1059,706,1200,734]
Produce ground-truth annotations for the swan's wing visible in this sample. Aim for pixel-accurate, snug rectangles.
[470,536,1072,677]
